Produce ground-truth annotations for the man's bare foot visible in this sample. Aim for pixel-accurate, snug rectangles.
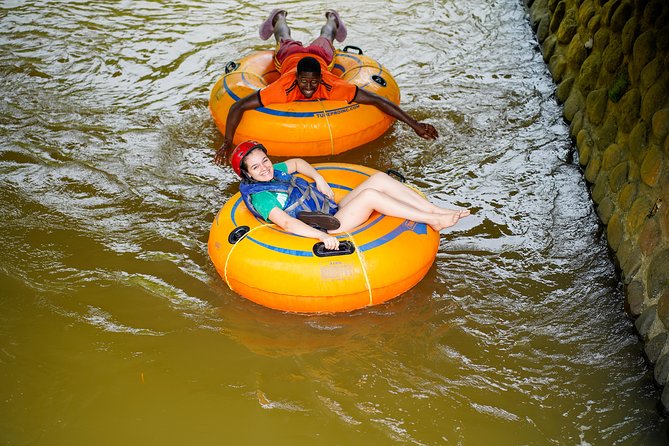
[325,9,347,42]
[259,9,287,40]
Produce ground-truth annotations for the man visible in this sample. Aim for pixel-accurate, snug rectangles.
[214,9,438,165]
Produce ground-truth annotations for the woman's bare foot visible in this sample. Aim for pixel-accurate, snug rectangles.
[432,207,471,217]
[429,210,469,231]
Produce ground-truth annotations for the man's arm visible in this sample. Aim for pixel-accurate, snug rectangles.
[354,89,438,140]
[213,92,263,165]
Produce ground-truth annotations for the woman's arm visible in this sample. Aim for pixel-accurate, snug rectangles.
[268,207,339,250]
[283,158,334,199]
[354,89,438,140]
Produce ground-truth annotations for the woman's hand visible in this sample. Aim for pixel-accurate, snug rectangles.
[314,176,334,199]
[320,234,340,250]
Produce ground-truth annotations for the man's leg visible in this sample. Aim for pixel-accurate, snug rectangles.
[319,11,338,43]
[324,10,346,42]
[272,10,290,42]
[259,9,288,41]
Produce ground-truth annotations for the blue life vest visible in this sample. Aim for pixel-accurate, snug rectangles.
[239,169,338,221]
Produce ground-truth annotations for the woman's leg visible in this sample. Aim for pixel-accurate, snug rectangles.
[338,172,468,216]
[332,189,467,233]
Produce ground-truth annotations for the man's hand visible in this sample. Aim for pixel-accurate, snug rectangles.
[214,140,234,166]
[414,122,438,140]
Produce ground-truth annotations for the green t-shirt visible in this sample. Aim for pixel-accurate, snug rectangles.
[250,162,289,221]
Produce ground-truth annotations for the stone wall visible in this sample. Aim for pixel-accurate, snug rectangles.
[525,0,669,409]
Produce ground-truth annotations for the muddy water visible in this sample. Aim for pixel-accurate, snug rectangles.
[0,0,665,444]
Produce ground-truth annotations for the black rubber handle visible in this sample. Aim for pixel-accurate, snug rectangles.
[342,45,363,55]
[386,169,406,183]
[228,226,249,244]
[224,61,238,74]
[372,75,387,87]
[312,240,355,257]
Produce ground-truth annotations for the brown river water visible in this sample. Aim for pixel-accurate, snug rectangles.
[1,0,667,444]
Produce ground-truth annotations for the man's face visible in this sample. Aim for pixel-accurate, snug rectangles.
[296,71,321,98]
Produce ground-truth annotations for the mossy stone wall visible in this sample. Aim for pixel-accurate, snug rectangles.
[526,0,669,409]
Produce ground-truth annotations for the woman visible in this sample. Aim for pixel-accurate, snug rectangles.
[228,140,470,250]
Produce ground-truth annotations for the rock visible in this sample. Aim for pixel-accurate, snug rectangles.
[640,57,663,93]
[550,0,567,33]
[635,304,658,339]
[537,14,551,43]
[593,26,609,52]
[654,352,669,385]
[626,279,645,317]
[617,88,641,133]
[542,34,558,63]
[577,128,593,165]
[578,53,602,95]
[564,85,584,121]
[602,36,624,73]
[609,161,629,193]
[595,113,618,150]
[641,146,663,187]
[610,0,635,33]
[570,109,584,139]
[641,75,669,123]
[645,332,668,364]
[618,182,638,210]
[549,54,568,82]
[620,243,642,284]
[630,121,649,163]
[639,218,661,257]
[633,31,657,83]
[627,195,653,233]
[651,108,669,143]
[578,0,596,28]
[592,174,608,202]
[648,249,669,300]
[556,76,575,103]
[586,88,608,125]
[567,34,588,69]
[597,196,615,223]
[606,211,624,251]
[603,143,625,169]
[659,289,669,329]
[621,16,638,55]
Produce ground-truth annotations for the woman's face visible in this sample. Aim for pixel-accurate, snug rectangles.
[243,149,273,182]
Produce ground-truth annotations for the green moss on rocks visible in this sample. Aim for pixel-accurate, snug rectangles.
[642,75,669,122]
[608,68,629,102]
[641,146,663,187]
[556,76,575,103]
[621,16,638,55]
[578,52,602,95]
[607,210,625,251]
[617,87,641,131]
[609,161,629,193]
[610,0,634,33]
[586,88,609,124]
[618,182,638,210]
[649,249,669,300]
[652,108,669,143]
